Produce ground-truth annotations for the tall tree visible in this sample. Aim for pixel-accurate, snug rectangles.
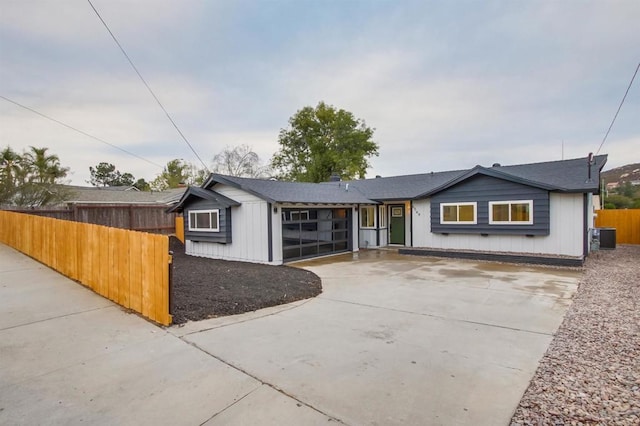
[0,146,70,206]
[0,146,21,204]
[270,101,378,182]
[89,162,136,187]
[118,172,135,186]
[133,178,150,191]
[23,147,68,184]
[150,159,205,190]
[89,162,117,186]
[212,144,270,178]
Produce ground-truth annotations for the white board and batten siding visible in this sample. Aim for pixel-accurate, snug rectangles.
[359,229,377,249]
[186,184,272,264]
[412,193,585,257]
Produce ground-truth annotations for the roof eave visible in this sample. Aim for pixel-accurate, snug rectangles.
[205,174,277,204]
[167,187,241,213]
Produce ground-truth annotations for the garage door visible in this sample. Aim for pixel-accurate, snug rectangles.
[282,208,351,261]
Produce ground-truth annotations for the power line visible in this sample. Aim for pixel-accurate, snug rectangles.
[0,95,164,168]
[595,61,640,156]
[86,0,210,172]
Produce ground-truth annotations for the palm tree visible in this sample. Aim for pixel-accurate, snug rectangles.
[24,146,68,184]
[0,146,22,204]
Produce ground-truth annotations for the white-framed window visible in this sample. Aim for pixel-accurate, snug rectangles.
[391,206,403,217]
[440,202,477,224]
[489,200,533,225]
[290,210,309,221]
[360,206,376,228]
[378,205,387,228]
[188,209,220,232]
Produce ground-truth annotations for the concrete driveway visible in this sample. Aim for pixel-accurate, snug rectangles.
[176,250,580,425]
[1,245,580,425]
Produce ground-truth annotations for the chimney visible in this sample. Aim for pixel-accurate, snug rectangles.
[328,173,341,182]
[586,152,595,183]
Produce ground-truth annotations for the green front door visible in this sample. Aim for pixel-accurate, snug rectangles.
[389,205,405,245]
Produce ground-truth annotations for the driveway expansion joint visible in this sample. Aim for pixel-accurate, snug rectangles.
[0,305,115,332]
[181,338,348,425]
[319,296,556,337]
[176,299,314,337]
[198,385,261,426]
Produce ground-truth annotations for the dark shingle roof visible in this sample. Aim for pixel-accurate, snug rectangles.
[351,155,607,200]
[195,155,607,205]
[204,174,376,204]
[492,155,608,192]
[345,170,465,201]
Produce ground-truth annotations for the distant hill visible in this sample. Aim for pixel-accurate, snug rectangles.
[601,163,640,185]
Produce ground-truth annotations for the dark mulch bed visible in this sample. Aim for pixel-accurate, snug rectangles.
[169,237,322,324]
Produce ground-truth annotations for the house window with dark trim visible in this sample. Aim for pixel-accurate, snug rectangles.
[489,200,533,224]
[440,202,477,224]
[360,206,376,228]
[189,209,219,232]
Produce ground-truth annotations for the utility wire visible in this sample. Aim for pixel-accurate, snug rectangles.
[86,0,210,172]
[595,61,640,156]
[0,95,164,168]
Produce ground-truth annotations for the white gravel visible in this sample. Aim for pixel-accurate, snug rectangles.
[511,245,640,425]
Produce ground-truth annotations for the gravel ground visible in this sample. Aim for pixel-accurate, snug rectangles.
[511,245,640,426]
[170,237,322,324]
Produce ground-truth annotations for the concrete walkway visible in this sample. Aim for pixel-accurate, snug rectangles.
[0,244,332,425]
[0,245,581,425]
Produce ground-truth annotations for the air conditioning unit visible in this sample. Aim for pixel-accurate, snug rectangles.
[599,227,616,250]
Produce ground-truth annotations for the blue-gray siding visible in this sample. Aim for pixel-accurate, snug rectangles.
[183,197,232,243]
[430,175,550,235]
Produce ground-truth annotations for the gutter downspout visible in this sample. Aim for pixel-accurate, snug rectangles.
[583,193,589,260]
[267,203,273,263]
[409,201,413,247]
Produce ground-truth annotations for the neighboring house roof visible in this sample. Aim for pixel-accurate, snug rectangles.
[96,185,140,192]
[156,187,189,205]
[60,185,186,205]
[203,174,376,204]
[168,187,240,213]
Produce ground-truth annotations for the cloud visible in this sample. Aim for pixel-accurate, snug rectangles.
[0,0,201,46]
[1,0,638,185]
[0,69,217,182]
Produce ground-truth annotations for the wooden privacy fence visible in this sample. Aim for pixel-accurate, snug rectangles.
[8,204,178,234]
[595,209,640,245]
[0,211,172,325]
[175,216,185,243]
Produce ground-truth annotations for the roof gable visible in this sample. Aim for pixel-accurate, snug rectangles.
[416,155,608,198]
[168,186,240,213]
[416,165,557,198]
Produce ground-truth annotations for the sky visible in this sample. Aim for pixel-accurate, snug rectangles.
[1,0,639,186]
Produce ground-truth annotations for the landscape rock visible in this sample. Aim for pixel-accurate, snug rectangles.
[511,245,640,426]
